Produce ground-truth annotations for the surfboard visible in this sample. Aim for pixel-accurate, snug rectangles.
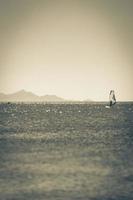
[105,105,110,109]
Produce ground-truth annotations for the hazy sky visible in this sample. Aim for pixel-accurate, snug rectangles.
[0,0,133,101]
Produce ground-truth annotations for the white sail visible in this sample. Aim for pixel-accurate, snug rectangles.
[109,90,116,106]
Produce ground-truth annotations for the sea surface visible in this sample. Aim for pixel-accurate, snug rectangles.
[0,103,133,200]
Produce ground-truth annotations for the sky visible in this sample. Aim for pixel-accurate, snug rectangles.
[0,0,133,101]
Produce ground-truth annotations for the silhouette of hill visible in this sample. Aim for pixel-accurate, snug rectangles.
[0,90,64,102]
[83,98,93,102]
[0,90,93,102]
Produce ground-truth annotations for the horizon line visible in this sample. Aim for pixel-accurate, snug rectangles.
[0,89,133,102]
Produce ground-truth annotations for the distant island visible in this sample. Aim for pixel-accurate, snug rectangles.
[0,90,93,102]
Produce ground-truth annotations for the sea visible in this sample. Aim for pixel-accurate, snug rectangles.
[0,102,133,200]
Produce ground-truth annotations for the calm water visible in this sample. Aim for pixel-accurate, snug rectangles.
[0,103,133,200]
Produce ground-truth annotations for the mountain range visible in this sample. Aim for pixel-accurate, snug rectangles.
[0,90,93,102]
[0,90,64,102]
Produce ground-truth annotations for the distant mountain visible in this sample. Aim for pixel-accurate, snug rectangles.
[40,95,64,102]
[83,98,93,102]
[0,90,94,102]
[0,90,64,102]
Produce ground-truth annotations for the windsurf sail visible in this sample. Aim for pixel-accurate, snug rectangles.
[109,90,116,107]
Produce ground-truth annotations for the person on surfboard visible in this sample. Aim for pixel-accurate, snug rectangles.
[109,90,116,107]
